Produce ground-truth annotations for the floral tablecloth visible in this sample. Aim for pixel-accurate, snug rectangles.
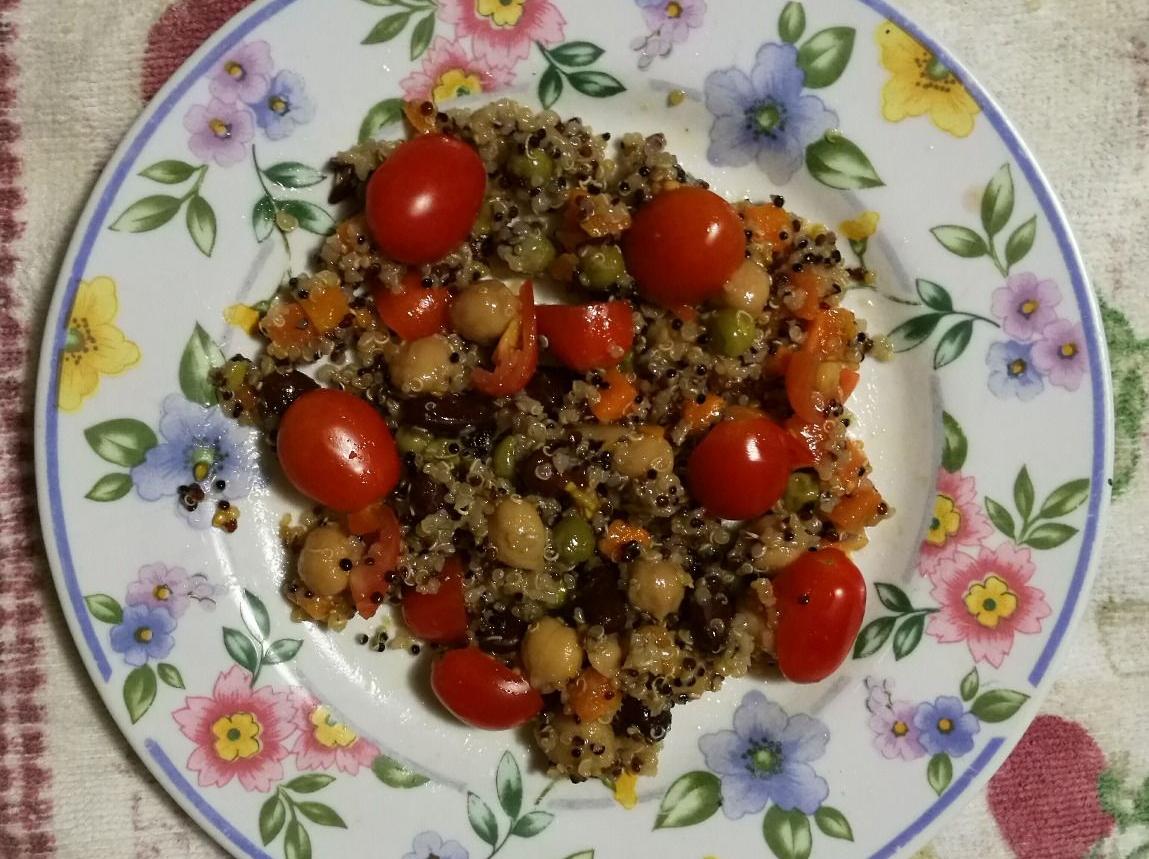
[4,0,1148,856]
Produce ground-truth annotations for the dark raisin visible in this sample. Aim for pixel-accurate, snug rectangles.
[569,567,628,634]
[259,370,318,421]
[405,472,447,520]
[475,605,527,654]
[518,448,568,497]
[613,695,672,743]
[526,368,576,416]
[685,574,738,655]
[399,393,497,434]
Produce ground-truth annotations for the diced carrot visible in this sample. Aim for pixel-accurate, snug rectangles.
[260,299,314,350]
[568,669,621,723]
[829,485,883,533]
[742,203,792,252]
[681,394,725,434]
[557,189,589,250]
[298,277,351,334]
[788,267,831,320]
[839,368,860,401]
[590,368,638,423]
[762,346,794,378]
[836,439,869,494]
[598,520,652,563]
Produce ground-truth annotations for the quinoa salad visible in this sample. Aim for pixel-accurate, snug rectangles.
[217,99,888,783]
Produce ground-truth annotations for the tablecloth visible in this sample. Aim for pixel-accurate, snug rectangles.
[3,0,1148,856]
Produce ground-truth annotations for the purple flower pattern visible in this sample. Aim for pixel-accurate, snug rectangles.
[631,0,706,69]
[184,98,255,167]
[208,41,274,104]
[1032,318,1088,391]
[126,563,217,616]
[913,696,980,758]
[991,273,1062,341]
[987,340,1044,401]
[109,604,177,667]
[402,832,469,859]
[866,678,928,761]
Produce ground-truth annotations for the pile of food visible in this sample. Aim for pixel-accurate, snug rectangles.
[218,99,887,782]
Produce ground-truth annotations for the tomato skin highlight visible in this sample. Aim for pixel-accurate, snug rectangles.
[687,418,792,520]
[624,187,745,307]
[772,548,867,683]
[402,557,469,644]
[277,389,401,512]
[431,647,543,730]
[373,272,452,340]
[365,134,486,265]
[536,301,634,372]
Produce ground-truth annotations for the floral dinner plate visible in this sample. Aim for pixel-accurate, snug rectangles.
[34,0,1112,857]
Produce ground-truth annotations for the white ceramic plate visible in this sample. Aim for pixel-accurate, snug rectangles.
[35,1,1112,857]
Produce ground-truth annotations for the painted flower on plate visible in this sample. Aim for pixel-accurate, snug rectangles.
[109,603,176,667]
[58,276,140,412]
[172,665,295,792]
[399,37,516,105]
[1032,318,1088,392]
[704,43,838,184]
[913,695,980,757]
[927,543,1051,668]
[865,678,927,761]
[986,340,1044,401]
[699,690,829,818]
[403,831,470,859]
[126,563,193,617]
[918,468,993,577]
[184,98,255,167]
[289,691,380,775]
[876,21,980,138]
[437,0,565,66]
[991,273,1062,341]
[250,70,315,141]
[208,40,273,104]
[637,0,705,43]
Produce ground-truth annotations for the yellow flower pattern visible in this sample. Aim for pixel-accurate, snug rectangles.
[310,705,358,749]
[964,574,1019,629]
[211,712,263,761]
[476,0,525,28]
[875,22,980,138]
[926,493,962,547]
[433,68,485,103]
[58,276,140,412]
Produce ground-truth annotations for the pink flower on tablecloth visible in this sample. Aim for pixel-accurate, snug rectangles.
[208,40,273,104]
[184,98,254,167]
[917,468,993,577]
[400,38,515,105]
[1031,318,1088,392]
[991,272,1062,341]
[172,665,295,792]
[926,543,1050,668]
[437,0,565,66]
[288,690,379,776]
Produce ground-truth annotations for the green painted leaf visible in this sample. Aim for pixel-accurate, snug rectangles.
[372,754,430,788]
[362,11,410,44]
[284,774,335,793]
[259,794,287,845]
[934,319,974,370]
[1039,478,1090,518]
[222,627,259,675]
[892,614,925,660]
[941,411,968,472]
[139,160,196,184]
[916,279,953,312]
[296,802,347,828]
[796,27,855,88]
[85,473,133,502]
[567,70,626,99]
[157,662,185,689]
[971,689,1029,722]
[562,853,595,859]
[358,97,405,143]
[886,313,943,352]
[241,589,271,640]
[281,200,336,236]
[467,792,499,846]
[1014,466,1035,521]
[875,582,913,613]
[110,195,183,233]
[186,195,216,257]
[653,771,722,829]
[263,162,325,189]
[511,811,554,837]
[1024,522,1078,550]
[410,13,434,59]
[549,41,604,67]
[814,806,854,841]
[960,667,979,702]
[981,164,1015,238]
[84,594,123,624]
[927,753,953,796]
[124,665,157,724]
[778,2,806,43]
[931,225,988,258]
[1005,216,1037,268]
[805,133,883,189]
[179,323,225,406]
[84,419,158,467]
[264,639,303,665]
[985,496,1016,539]
[496,751,523,819]
[284,819,311,859]
[853,615,896,658]
[252,195,276,242]
[762,805,812,859]
[538,65,563,109]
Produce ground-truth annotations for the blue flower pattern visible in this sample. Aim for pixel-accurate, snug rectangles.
[913,695,980,757]
[986,340,1045,401]
[109,603,177,667]
[250,70,315,141]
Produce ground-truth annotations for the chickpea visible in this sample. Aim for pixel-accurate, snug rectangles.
[489,497,548,570]
[627,559,689,620]
[388,334,454,395]
[521,617,583,691]
[297,525,363,596]
[450,279,519,345]
[544,714,617,776]
[624,625,679,675]
[720,260,771,316]
[586,633,623,677]
[613,432,674,479]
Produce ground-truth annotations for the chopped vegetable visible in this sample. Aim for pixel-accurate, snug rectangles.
[589,367,638,423]
[471,280,538,397]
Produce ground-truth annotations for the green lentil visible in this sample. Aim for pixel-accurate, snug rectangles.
[577,243,626,291]
[783,470,820,511]
[396,426,433,456]
[553,513,595,566]
[493,434,529,480]
[507,232,556,275]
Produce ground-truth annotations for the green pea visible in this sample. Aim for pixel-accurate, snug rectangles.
[493,435,528,480]
[783,470,820,512]
[508,148,555,188]
[577,244,626,291]
[472,200,494,238]
[708,308,757,357]
[506,232,556,275]
[395,426,432,456]
[553,513,595,566]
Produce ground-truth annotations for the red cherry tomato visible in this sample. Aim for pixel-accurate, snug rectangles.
[348,504,402,619]
[786,309,859,423]
[687,418,792,520]
[772,548,867,683]
[365,134,486,265]
[277,389,400,512]
[623,187,745,307]
[536,301,635,372]
[431,647,543,730]
[471,280,538,397]
[373,272,452,340]
[402,557,468,643]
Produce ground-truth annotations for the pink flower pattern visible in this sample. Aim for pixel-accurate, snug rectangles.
[917,469,993,577]
[437,0,565,66]
[400,37,515,104]
[208,40,273,104]
[289,690,380,775]
[1031,318,1088,392]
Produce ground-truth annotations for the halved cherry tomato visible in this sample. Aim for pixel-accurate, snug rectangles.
[784,416,827,468]
[472,281,538,397]
[365,134,486,264]
[786,309,859,423]
[624,187,745,306]
[536,301,634,372]
[277,389,401,512]
[772,548,866,683]
[687,418,792,520]
[348,504,401,618]
[431,647,543,730]
[346,499,394,536]
[373,272,451,340]
[402,556,468,644]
